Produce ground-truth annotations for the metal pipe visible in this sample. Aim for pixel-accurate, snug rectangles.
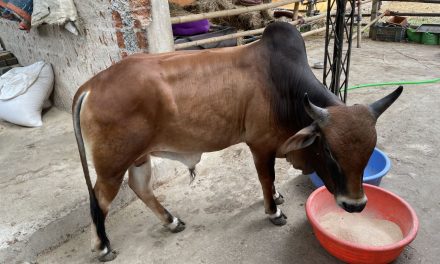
[329,0,347,97]
[342,0,356,103]
[170,0,301,24]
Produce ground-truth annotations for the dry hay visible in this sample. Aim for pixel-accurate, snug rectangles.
[169,2,193,17]
[170,0,274,30]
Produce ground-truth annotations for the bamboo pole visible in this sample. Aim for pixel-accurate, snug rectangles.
[352,11,386,40]
[331,13,373,17]
[174,0,372,50]
[175,12,331,50]
[301,26,328,37]
[293,2,300,20]
[171,0,302,24]
[369,0,379,38]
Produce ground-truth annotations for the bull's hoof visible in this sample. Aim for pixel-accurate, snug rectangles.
[269,210,287,226]
[169,218,186,233]
[98,249,117,262]
[274,193,285,205]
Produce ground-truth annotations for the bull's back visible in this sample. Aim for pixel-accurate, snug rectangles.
[79,43,272,153]
[151,45,271,151]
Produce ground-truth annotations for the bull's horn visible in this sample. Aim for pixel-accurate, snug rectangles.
[304,93,329,126]
[369,86,403,120]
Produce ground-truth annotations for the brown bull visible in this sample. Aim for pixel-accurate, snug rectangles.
[73,22,402,261]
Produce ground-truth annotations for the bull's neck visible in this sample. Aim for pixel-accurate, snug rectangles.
[252,39,343,132]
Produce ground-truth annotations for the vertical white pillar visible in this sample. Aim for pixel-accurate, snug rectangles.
[147,0,174,53]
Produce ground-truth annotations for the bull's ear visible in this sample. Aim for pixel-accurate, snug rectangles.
[280,124,318,154]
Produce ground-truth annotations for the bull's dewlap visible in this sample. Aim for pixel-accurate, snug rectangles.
[319,212,403,247]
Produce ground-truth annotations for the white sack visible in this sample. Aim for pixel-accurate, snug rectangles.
[0,62,54,127]
[0,61,45,100]
[31,0,78,27]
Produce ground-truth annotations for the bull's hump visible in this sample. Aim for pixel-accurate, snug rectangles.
[261,22,307,63]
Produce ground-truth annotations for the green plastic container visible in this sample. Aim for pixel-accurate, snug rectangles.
[406,28,422,43]
[421,32,439,45]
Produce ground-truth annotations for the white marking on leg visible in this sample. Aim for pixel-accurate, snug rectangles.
[273,190,280,200]
[167,216,179,230]
[99,246,109,257]
[269,208,281,219]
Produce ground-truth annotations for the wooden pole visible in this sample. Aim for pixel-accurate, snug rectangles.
[369,0,380,38]
[293,2,300,20]
[170,0,302,24]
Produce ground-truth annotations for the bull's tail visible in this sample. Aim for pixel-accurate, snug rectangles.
[73,92,110,251]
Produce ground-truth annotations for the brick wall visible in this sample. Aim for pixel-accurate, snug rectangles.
[0,0,152,112]
[111,0,151,58]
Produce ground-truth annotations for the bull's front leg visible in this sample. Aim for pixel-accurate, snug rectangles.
[250,148,287,226]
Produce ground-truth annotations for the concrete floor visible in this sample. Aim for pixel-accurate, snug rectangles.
[0,109,93,262]
[5,39,440,263]
[0,110,186,263]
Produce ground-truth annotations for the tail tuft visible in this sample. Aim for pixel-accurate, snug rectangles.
[90,193,110,250]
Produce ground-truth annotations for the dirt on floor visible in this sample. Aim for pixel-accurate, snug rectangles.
[34,37,440,264]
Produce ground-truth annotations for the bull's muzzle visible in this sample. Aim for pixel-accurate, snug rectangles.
[336,195,368,213]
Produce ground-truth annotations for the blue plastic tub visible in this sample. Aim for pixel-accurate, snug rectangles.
[309,147,391,188]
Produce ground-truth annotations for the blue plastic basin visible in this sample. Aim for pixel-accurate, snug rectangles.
[309,147,391,188]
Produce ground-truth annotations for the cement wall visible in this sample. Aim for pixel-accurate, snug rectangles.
[0,0,154,112]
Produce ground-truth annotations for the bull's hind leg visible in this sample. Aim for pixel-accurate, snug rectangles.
[128,155,186,232]
[250,148,287,226]
[91,174,124,262]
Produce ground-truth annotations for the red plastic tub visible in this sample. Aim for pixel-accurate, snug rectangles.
[306,184,419,264]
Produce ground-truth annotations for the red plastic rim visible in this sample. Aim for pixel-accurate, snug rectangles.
[306,184,419,252]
